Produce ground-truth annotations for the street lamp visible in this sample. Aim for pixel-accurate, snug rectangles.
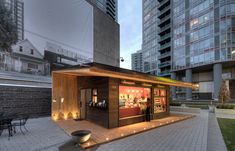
[120,57,124,62]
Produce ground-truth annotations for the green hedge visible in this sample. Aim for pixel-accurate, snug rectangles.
[217,104,235,109]
[170,102,181,106]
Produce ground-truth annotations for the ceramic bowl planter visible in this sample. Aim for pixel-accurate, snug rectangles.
[71,130,91,144]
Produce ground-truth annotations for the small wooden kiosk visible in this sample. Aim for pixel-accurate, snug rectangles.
[52,62,197,128]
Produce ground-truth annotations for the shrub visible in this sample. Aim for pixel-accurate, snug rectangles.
[217,104,234,109]
[170,102,181,106]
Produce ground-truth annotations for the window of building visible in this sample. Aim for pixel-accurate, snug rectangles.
[28,63,38,69]
[231,4,235,13]
[119,86,151,118]
[19,46,23,52]
[30,49,34,55]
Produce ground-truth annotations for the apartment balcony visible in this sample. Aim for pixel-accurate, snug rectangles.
[158,51,171,59]
[159,33,171,43]
[158,70,171,77]
[158,0,170,11]
[159,14,170,25]
[159,42,171,51]
[159,24,171,35]
[158,5,170,17]
[158,61,171,68]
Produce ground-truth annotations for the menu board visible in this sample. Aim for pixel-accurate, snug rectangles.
[153,88,167,113]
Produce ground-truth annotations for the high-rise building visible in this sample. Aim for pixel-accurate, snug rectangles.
[171,0,235,101]
[4,0,24,41]
[131,50,143,72]
[87,0,118,21]
[142,0,171,77]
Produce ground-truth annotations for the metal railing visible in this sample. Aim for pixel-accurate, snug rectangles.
[158,51,171,59]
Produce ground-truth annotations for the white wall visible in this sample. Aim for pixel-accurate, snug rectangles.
[23,0,94,60]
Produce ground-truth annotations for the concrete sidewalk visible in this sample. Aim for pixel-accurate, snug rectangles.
[207,113,227,151]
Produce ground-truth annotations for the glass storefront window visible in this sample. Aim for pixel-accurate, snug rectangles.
[119,86,151,118]
[153,88,167,113]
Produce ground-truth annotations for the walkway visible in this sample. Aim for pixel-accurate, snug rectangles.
[0,110,228,151]
[56,113,193,149]
[0,117,69,151]
[207,113,227,151]
[97,111,209,151]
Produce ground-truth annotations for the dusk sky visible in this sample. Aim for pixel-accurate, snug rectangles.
[118,0,142,69]
[24,0,142,69]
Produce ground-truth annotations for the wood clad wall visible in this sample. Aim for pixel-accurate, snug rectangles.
[52,73,79,120]
[78,77,109,128]
[108,78,119,128]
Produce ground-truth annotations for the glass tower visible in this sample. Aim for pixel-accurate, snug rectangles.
[88,0,118,21]
[172,0,235,101]
[142,0,171,77]
[4,0,24,41]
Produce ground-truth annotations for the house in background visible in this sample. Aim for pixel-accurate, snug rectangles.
[0,39,51,118]
[11,39,50,76]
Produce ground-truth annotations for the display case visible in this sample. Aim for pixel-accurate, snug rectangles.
[153,88,167,113]
[119,86,150,118]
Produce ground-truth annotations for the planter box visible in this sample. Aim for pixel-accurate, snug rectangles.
[170,106,200,114]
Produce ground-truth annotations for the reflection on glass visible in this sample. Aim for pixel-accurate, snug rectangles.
[119,86,150,118]
[154,88,167,113]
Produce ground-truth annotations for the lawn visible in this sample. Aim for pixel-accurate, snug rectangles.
[217,118,235,151]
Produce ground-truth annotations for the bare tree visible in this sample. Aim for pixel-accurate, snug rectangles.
[219,80,231,104]
[0,0,18,53]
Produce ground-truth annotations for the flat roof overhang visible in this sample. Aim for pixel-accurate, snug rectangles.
[52,63,198,89]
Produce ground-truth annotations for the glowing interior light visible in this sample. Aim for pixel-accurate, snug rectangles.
[52,99,57,103]
[133,130,136,133]
[61,98,64,103]
[121,133,124,136]
[106,137,109,141]
[144,128,146,130]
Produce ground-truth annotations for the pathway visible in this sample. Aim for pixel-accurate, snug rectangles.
[0,110,228,151]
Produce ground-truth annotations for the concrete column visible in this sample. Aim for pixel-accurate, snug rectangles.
[186,69,192,100]
[213,63,222,101]
[171,72,177,101]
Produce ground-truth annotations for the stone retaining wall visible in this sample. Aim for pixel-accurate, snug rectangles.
[0,85,51,117]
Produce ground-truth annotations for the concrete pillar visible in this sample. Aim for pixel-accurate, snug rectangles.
[171,72,177,101]
[213,63,222,101]
[186,69,192,100]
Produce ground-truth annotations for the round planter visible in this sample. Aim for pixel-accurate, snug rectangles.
[71,130,91,144]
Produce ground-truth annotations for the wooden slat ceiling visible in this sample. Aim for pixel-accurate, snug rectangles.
[53,66,198,89]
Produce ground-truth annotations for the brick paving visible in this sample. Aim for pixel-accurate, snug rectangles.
[56,113,193,149]
[0,111,228,151]
[97,111,209,151]
[0,117,70,151]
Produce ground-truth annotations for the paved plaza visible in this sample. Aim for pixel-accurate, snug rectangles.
[0,110,227,151]
[56,113,192,149]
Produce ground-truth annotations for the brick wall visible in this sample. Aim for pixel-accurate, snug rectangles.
[0,85,51,117]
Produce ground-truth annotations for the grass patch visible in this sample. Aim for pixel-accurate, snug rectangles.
[217,118,235,151]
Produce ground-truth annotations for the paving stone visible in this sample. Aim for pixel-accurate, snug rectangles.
[0,111,228,151]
